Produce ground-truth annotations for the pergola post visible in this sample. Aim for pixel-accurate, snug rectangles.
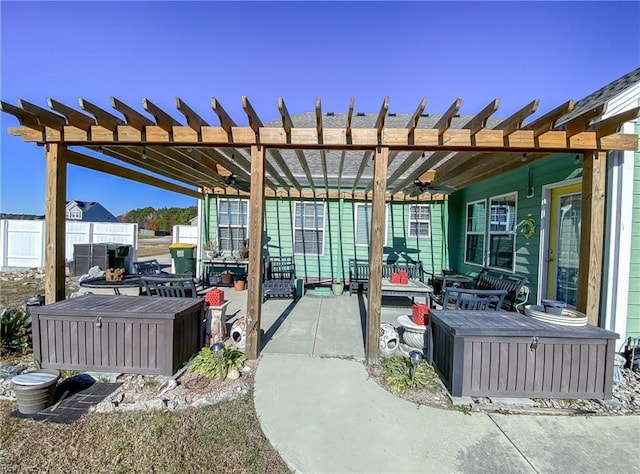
[577,151,606,325]
[366,146,389,365]
[44,143,67,303]
[245,145,266,359]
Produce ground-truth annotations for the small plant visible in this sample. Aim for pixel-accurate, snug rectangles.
[188,346,245,379]
[0,307,31,355]
[203,239,219,258]
[381,356,431,394]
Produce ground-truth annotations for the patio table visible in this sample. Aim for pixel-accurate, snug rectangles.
[79,274,143,296]
[380,278,432,304]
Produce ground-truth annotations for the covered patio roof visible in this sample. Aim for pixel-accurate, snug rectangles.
[2,96,637,200]
[2,94,638,364]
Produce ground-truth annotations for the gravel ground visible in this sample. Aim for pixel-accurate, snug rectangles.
[3,268,640,416]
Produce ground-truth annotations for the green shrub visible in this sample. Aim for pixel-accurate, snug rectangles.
[381,356,431,394]
[188,347,245,379]
[1,307,31,355]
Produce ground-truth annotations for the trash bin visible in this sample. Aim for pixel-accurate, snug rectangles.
[169,243,197,276]
[107,244,131,269]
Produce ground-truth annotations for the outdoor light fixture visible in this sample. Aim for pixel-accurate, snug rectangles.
[141,146,147,160]
[521,153,527,162]
[409,350,424,388]
[210,342,225,380]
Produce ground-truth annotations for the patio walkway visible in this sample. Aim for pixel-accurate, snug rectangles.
[254,353,640,474]
[238,291,412,359]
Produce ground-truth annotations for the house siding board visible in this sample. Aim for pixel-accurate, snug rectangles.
[448,153,582,302]
[627,120,640,339]
[205,196,447,281]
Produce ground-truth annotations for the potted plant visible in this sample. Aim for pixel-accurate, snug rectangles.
[332,279,344,296]
[203,239,219,260]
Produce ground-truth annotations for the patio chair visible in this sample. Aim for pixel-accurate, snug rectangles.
[262,256,296,302]
[441,288,508,311]
[141,275,197,298]
[133,259,170,275]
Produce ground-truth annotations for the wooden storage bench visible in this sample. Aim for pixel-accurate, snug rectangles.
[31,294,205,376]
[429,309,618,399]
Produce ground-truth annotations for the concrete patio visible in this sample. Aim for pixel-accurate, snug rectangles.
[213,287,639,473]
[214,285,415,359]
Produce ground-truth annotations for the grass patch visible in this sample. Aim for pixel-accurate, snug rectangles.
[0,392,290,473]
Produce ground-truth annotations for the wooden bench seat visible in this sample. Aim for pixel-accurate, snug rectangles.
[348,259,424,296]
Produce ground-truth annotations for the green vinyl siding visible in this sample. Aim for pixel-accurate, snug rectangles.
[626,118,640,338]
[449,153,582,302]
[203,197,448,282]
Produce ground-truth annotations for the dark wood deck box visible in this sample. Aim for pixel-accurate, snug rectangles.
[31,295,205,376]
[429,310,619,399]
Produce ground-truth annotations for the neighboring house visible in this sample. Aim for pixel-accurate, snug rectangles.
[66,200,119,222]
[447,68,640,343]
[199,68,639,345]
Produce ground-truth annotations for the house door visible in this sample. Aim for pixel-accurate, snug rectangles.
[546,183,582,307]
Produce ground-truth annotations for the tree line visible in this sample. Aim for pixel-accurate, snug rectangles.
[118,206,197,232]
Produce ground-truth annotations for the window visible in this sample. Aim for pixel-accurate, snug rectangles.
[488,193,517,271]
[217,199,248,252]
[355,203,388,246]
[66,209,81,220]
[294,202,325,255]
[465,200,486,266]
[408,204,431,238]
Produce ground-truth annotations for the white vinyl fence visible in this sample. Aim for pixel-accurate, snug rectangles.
[171,225,199,274]
[172,225,198,246]
[0,220,138,269]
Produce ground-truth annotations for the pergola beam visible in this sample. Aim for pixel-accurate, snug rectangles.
[66,150,202,199]
[48,98,96,131]
[560,104,606,137]
[524,100,574,137]
[279,97,315,190]
[245,145,266,360]
[19,99,67,130]
[176,97,210,131]
[433,99,540,185]
[142,98,182,132]
[366,146,389,364]
[577,151,606,325]
[111,97,155,130]
[44,143,67,304]
[79,98,125,130]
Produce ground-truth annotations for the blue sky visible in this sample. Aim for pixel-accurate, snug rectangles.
[1,1,639,216]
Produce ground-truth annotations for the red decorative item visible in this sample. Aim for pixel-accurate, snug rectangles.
[412,304,429,325]
[390,272,401,284]
[398,270,409,284]
[206,288,224,306]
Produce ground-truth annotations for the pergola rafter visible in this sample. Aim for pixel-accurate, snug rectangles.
[2,93,638,365]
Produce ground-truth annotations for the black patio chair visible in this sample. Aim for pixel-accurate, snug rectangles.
[133,259,170,275]
[141,275,197,298]
[441,288,508,311]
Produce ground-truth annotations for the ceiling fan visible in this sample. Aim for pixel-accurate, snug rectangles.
[408,180,455,197]
[223,175,251,193]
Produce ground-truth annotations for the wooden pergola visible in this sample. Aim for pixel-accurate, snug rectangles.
[2,95,638,364]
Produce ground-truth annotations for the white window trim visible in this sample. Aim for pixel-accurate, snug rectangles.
[407,204,431,238]
[354,203,388,247]
[464,199,486,267]
[217,198,249,252]
[66,209,82,220]
[487,192,517,273]
[293,201,326,256]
